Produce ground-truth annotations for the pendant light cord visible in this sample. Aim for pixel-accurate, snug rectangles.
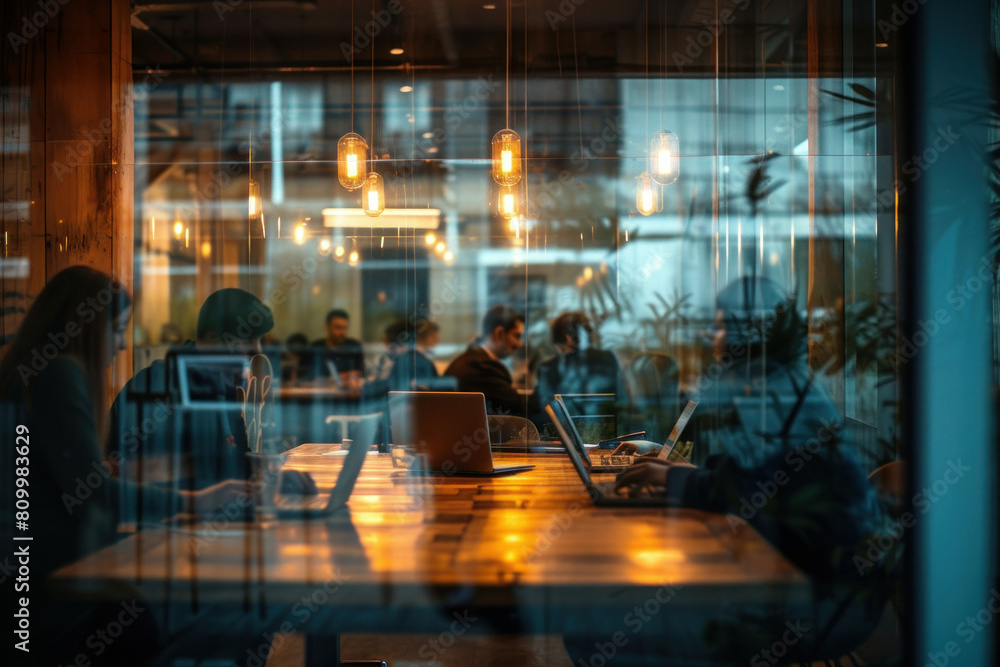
[505,0,510,128]
[351,0,355,132]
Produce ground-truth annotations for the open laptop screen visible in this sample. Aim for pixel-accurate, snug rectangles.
[554,393,617,443]
[172,353,250,410]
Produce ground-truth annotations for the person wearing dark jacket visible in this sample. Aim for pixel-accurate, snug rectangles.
[445,305,540,416]
[107,288,275,497]
[531,312,626,430]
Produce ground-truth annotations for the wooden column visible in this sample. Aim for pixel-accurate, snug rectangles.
[1,0,133,393]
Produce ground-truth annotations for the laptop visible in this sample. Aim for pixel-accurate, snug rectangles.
[388,391,535,476]
[546,402,672,507]
[275,418,376,517]
[562,398,697,472]
[173,353,250,410]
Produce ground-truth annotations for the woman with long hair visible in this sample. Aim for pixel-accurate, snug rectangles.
[1,266,247,666]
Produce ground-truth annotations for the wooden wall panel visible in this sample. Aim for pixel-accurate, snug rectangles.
[2,0,133,397]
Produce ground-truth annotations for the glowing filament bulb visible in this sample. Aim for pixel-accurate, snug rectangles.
[636,172,659,216]
[173,221,184,238]
[649,131,680,185]
[497,184,518,219]
[425,233,436,246]
[435,242,446,254]
[657,148,672,175]
[335,246,345,258]
[293,223,306,245]
[338,133,368,190]
[491,129,521,185]
[362,172,385,217]
[349,250,359,263]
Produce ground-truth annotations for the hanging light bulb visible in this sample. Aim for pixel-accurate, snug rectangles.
[173,220,184,239]
[293,223,306,245]
[248,178,265,236]
[443,250,454,263]
[338,132,369,190]
[497,184,519,219]
[649,131,680,185]
[508,216,520,233]
[334,245,345,259]
[636,172,660,216]
[201,241,212,258]
[362,172,385,217]
[425,233,436,246]
[435,242,446,254]
[491,129,521,186]
[319,238,331,255]
[348,250,359,264]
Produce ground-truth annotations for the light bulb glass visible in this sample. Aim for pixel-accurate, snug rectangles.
[248,178,265,237]
[293,223,306,245]
[425,233,436,245]
[636,172,660,216]
[319,238,331,254]
[173,221,184,238]
[491,129,521,185]
[335,246,345,257]
[338,132,368,190]
[349,250,359,263]
[443,251,454,262]
[649,131,680,185]
[435,242,445,253]
[201,241,212,258]
[497,184,518,219]
[362,172,385,217]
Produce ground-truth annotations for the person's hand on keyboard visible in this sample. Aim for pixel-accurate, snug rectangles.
[614,459,696,495]
[610,439,662,456]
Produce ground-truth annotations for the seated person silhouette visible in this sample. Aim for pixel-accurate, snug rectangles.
[0,267,251,666]
[445,304,540,416]
[531,311,625,431]
[310,307,366,386]
[387,319,446,390]
[108,288,275,492]
[570,277,888,663]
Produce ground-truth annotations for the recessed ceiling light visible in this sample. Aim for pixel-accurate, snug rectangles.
[772,84,785,91]
[427,146,439,154]
[483,4,496,9]
[875,42,889,48]
[400,85,413,93]
[422,131,434,139]
[390,47,404,55]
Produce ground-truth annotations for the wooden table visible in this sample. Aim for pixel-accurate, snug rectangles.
[53,447,807,664]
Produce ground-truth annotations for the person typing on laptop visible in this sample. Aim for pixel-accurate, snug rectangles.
[615,277,882,584]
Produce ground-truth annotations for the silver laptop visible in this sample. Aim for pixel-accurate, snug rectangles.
[275,418,376,517]
[388,391,535,476]
[546,401,671,507]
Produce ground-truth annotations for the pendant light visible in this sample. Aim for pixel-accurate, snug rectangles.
[636,172,661,216]
[362,0,385,216]
[649,130,679,185]
[498,183,519,219]
[339,1,368,190]
[362,172,385,217]
[248,177,265,237]
[491,0,521,188]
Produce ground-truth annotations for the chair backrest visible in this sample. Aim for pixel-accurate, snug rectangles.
[487,415,540,446]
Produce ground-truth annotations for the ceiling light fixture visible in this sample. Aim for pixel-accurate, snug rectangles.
[339,1,368,190]
[491,0,521,189]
